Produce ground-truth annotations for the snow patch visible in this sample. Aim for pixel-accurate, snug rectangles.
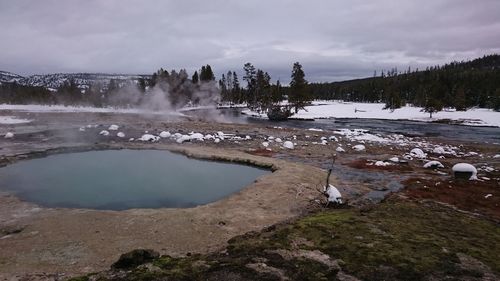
[0,116,32,124]
[352,144,366,151]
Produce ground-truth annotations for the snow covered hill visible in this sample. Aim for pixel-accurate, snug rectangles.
[0,71,24,83]
[0,70,150,90]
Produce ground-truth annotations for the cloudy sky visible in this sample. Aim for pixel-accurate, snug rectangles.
[1,0,499,82]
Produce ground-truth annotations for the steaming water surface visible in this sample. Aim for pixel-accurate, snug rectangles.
[0,150,269,210]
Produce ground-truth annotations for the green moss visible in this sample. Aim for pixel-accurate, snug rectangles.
[287,200,500,279]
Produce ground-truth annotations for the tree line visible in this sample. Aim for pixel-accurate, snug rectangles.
[1,55,499,113]
[308,54,500,111]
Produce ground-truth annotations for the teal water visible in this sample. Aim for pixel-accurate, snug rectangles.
[0,150,269,210]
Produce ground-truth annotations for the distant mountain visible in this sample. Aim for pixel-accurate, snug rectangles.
[0,71,24,83]
[0,71,151,90]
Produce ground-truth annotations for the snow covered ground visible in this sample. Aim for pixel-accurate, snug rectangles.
[0,116,32,124]
[0,104,186,116]
[242,101,500,127]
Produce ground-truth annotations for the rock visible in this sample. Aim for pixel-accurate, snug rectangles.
[111,249,160,269]
[336,147,345,152]
[108,124,119,131]
[4,132,14,138]
[116,132,125,138]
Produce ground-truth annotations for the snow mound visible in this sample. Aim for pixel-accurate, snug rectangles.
[159,131,171,138]
[214,138,221,143]
[190,133,204,141]
[336,147,345,152]
[389,157,399,163]
[108,124,119,131]
[99,130,110,136]
[139,134,160,142]
[176,134,191,143]
[283,141,294,149]
[275,138,283,143]
[432,146,446,154]
[352,144,366,151]
[423,161,444,169]
[493,154,500,159]
[116,132,125,138]
[4,132,14,138]
[452,163,478,180]
[325,184,343,204]
[262,142,269,148]
[410,148,426,159]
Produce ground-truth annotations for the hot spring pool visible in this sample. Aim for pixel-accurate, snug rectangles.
[0,149,270,210]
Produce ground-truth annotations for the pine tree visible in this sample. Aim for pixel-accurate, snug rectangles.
[289,62,310,113]
[454,86,467,111]
[243,63,257,107]
[191,71,199,84]
[232,71,241,103]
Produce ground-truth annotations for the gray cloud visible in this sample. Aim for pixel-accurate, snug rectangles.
[1,0,499,82]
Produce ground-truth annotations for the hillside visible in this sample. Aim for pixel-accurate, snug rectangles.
[0,71,150,90]
[308,54,500,110]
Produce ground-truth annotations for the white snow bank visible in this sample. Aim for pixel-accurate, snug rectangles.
[423,161,444,169]
[99,130,109,136]
[283,141,294,149]
[336,147,345,152]
[116,132,125,138]
[4,132,14,138]
[0,104,186,116]
[108,124,119,131]
[0,116,32,124]
[262,142,269,148]
[325,184,343,204]
[289,101,500,127]
[452,163,478,180]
